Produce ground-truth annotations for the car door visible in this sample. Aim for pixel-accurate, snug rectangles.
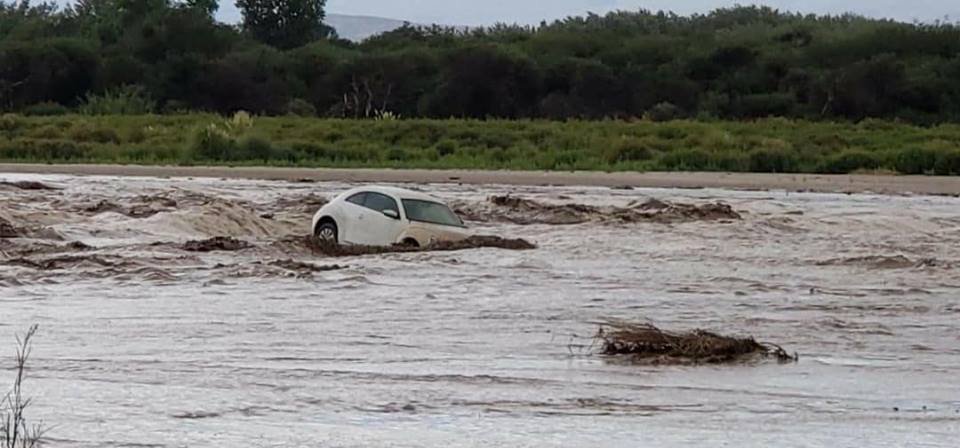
[350,192,406,245]
[340,192,370,244]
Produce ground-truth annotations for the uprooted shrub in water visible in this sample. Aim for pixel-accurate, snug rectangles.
[0,181,57,191]
[0,218,19,238]
[595,320,796,365]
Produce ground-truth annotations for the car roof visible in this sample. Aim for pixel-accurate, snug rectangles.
[342,186,442,203]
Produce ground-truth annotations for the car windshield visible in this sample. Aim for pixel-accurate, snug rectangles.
[401,199,465,227]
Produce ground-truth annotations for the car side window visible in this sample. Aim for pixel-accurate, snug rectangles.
[363,192,400,216]
[346,192,367,206]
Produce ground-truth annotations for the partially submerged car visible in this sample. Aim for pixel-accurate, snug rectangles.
[312,186,470,247]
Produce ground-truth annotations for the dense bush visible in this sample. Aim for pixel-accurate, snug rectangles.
[191,124,237,161]
[749,147,800,173]
[891,147,939,175]
[604,138,656,164]
[22,102,69,116]
[659,148,712,170]
[818,149,882,174]
[79,86,156,116]
[933,150,960,175]
[646,103,682,122]
[286,98,317,117]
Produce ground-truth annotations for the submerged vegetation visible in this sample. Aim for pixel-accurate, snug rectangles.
[2,114,960,174]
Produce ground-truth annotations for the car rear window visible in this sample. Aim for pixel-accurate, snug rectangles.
[346,192,367,205]
[364,192,400,215]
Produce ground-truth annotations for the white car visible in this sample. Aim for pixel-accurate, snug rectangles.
[312,186,471,247]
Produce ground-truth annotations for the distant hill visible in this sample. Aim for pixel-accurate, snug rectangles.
[212,7,415,42]
[326,14,411,41]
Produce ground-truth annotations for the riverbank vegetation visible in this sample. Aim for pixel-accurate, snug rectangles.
[3,2,960,174]
[2,2,960,124]
[2,114,960,174]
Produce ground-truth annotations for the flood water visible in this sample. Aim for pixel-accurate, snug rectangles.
[1,174,959,447]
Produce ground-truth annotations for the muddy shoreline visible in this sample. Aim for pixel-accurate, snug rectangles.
[3,163,960,196]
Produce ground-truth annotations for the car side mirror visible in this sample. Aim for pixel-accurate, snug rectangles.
[382,209,400,220]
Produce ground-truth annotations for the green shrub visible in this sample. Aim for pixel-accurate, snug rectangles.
[749,147,799,172]
[646,102,682,122]
[655,126,687,140]
[238,135,275,160]
[22,102,69,116]
[736,93,796,118]
[433,139,458,157]
[554,150,582,168]
[892,147,938,175]
[605,138,655,163]
[27,125,64,139]
[126,127,148,144]
[289,141,332,160]
[286,98,317,117]
[717,151,750,171]
[79,85,156,115]
[818,149,881,174]
[386,147,409,161]
[68,123,121,144]
[659,148,711,170]
[191,124,237,160]
[0,114,23,132]
[338,146,380,162]
[0,139,86,160]
[933,150,960,175]
[162,100,190,115]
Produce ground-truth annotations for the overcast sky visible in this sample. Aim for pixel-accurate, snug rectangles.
[49,1,960,26]
[317,1,960,26]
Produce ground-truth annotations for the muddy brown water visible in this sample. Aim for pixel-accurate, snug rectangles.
[1,173,959,447]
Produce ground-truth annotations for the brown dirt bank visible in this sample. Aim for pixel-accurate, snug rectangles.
[3,164,960,196]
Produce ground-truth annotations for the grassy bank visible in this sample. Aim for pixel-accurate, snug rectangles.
[2,114,960,175]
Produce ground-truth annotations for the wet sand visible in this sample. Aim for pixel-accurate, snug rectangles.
[3,163,960,196]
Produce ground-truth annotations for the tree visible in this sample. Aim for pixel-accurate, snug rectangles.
[184,0,217,16]
[425,45,542,118]
[236,0,331,50]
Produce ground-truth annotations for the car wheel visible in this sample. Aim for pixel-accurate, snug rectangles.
[400,238,420,248]
[315,221,338,244]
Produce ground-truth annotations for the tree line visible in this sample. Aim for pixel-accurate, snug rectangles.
[2,1,960,124]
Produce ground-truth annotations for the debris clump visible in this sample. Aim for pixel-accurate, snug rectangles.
[287,234,536,257]
[0,180,58,190]
[181,237,252,252]
[455,195,740,225]
[82,200,167,218]
[0,217,20,238]
[267,259,345,273]
[596,320,795,365]
[815,255,936,270]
